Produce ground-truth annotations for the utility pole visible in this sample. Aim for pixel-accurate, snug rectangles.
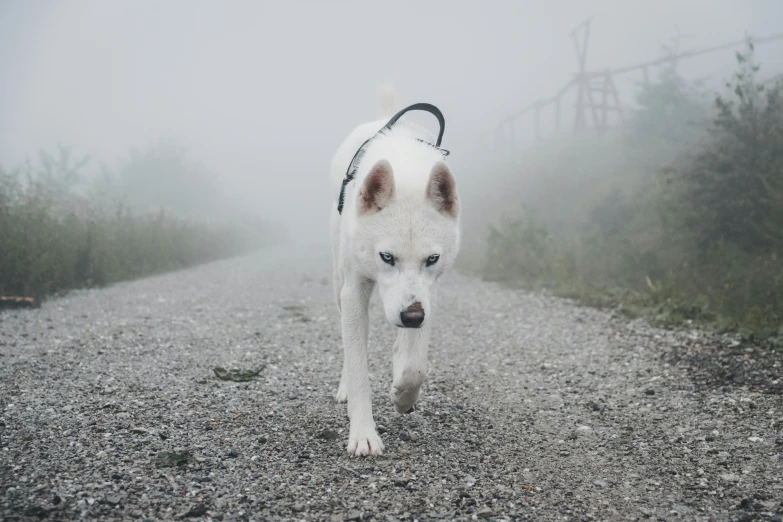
[571,18,623,133]
[660,25,695,74]
[571,18,597,132]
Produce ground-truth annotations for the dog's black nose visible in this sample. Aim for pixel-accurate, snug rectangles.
[400,310,424,328]
[400,302,424,328]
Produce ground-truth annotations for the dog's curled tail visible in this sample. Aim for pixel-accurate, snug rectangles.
[377,85,396,119]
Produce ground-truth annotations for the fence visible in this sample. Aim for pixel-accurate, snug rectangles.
[479,19,783,153]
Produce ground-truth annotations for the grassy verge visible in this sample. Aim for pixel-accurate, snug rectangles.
[483,212,783,346]
[0,146,274,300]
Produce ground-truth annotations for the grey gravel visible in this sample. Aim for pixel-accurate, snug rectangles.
[1,245,782,521]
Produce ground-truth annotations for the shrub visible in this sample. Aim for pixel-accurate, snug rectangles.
[482,41,783,332]
[0,146,270,299]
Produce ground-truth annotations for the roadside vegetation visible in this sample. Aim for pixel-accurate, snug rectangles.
[0,142,279,300]
[482,42,783,343]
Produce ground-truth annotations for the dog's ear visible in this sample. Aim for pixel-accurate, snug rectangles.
[426,161,459,218]
[358,159,395,215]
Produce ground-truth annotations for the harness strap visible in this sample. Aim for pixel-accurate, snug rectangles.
[337,103,449,215]
[383,103,446,147]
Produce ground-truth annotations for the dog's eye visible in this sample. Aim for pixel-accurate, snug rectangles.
[379,252,395,266]
[426,254,440,267]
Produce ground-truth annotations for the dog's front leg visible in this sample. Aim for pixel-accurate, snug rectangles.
[390,323,430,414]
[341,280,384,456]
[391,286,436,413]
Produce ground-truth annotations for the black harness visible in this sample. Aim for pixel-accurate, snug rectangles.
[337,103,450,215]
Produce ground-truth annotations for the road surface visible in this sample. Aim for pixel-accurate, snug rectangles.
[1,245,781,521]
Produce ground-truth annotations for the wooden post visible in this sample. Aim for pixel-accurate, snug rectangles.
[571,19,592,133]
[585,75,601,131]
[574,75,585,133]
[608,73,623,124]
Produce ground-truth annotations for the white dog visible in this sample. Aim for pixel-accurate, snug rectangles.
[329,91,461,456]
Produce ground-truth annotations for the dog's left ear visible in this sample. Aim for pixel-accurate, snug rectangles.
[426,161,459,218]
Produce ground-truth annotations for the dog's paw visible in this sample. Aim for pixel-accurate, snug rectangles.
[347,425,384,457]
[391,384,421,414]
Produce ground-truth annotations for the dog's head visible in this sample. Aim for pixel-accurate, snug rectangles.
[351,156,460,328]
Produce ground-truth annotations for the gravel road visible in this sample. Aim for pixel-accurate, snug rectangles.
[1,245,781,521]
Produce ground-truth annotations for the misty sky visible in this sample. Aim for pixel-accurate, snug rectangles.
[2,1,782,242]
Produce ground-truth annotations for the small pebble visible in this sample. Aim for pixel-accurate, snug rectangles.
[318,429,339,441]
[104,495,122,506]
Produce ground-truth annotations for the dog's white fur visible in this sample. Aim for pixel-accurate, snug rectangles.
[329,90,461,456]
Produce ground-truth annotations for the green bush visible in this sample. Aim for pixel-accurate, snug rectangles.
[485,209,575,287]
[0,146,270,299]
[482,41,783,332]
[677,44,783,253]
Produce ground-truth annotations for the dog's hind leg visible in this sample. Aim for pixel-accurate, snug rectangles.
[333,261,348,402]
[334,267,348,403]
[341,278,384,456]
[331,211,347,402]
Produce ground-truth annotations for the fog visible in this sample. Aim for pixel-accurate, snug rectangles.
[2,0,782,243]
